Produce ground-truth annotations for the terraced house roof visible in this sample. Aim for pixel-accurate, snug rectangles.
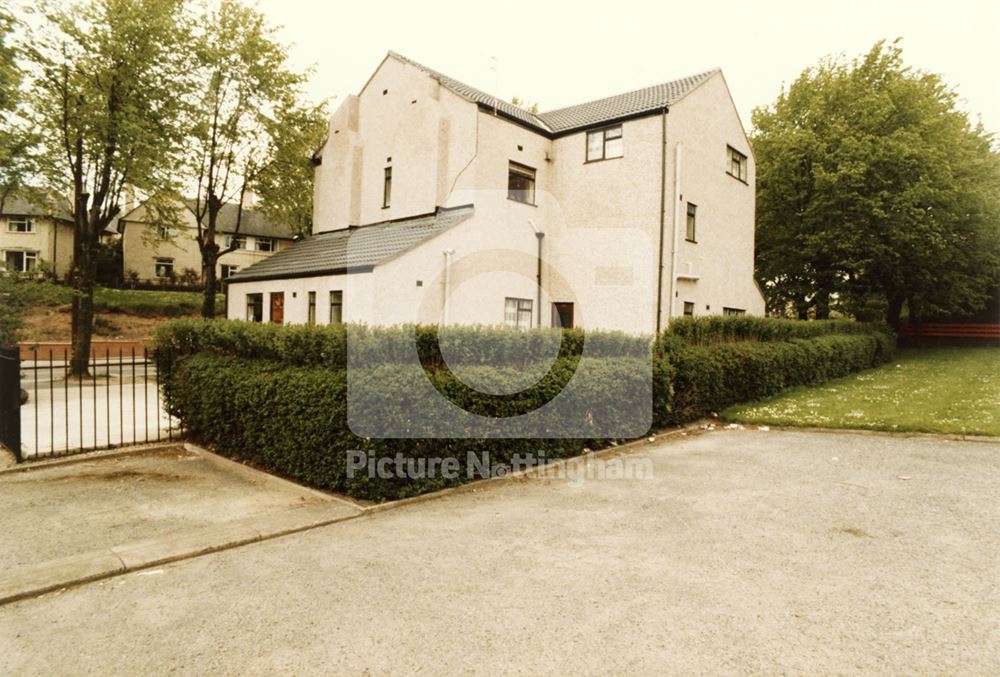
[227,205,474,283]
[390,51,718,136]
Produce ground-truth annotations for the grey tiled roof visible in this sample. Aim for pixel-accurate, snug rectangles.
[183,201,295,239]
[391,52,717,135]
[1,194,73,221]
[227,206,474,283]
[537,70,719,133]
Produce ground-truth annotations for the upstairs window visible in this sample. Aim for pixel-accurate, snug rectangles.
[255,237,275,252]
[225,234,246,250]
[686,203,697,242]
[383,167,392,208]
[7,217,35,233]
[727,145,748,182]
[504,297,533,329]
[329,290,343,324]
[155,224,177,239]
[586,125,623,162]
[507,162,536,205]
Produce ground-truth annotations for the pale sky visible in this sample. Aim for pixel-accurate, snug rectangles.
[256,0,1000,136]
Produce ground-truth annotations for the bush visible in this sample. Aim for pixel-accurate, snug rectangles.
[658,332,894,424]
[157,317,894,501]
[663,315,891,345]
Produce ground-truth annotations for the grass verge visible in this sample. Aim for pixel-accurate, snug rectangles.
[723,347,1000,436]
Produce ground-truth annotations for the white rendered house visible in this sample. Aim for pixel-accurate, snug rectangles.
[225,52,765,332]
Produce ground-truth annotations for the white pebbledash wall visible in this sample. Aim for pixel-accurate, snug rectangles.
[226,54,764,332]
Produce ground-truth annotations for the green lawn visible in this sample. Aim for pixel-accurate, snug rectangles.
[6,278,223,316]
[723,347,1000,437]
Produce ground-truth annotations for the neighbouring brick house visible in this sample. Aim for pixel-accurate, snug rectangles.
[226,52,765,332]
[118,199,295,284]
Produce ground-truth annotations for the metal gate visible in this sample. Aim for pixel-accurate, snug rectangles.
[6,346,180,462]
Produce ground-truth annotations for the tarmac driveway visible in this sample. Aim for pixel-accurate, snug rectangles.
[1,429,998,674]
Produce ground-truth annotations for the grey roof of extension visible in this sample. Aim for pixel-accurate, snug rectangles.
[226,205,474,283]
[390,51,718,136]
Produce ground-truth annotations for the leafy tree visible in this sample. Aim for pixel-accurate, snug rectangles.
[0,8,38,211]
[25,0,189,374]
[186,0,318,318]
[752,40,1000,324]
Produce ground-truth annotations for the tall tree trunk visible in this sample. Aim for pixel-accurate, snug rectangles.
[70,232,97,376]
[201,241,219,319]
[814,289,831,320]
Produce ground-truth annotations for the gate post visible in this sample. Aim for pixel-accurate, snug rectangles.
[0,346,22,462]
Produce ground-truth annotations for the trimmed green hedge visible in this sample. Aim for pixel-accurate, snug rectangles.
[156,318,894,501]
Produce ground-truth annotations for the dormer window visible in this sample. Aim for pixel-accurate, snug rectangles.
[586,125,623,162]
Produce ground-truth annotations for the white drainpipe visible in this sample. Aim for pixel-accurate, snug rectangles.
[667,143,683,323]
[442,249,455,325]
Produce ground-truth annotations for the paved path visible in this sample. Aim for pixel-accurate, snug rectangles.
[2,429,997,675]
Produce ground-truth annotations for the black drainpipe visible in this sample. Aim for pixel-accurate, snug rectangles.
[535,231,545,327]
[655,107,669,334]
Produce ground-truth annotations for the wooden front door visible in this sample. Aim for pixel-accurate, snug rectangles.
[269,292,284,324]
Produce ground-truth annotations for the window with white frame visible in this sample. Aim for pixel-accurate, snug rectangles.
[220,264,239,279]
[586,125,623,162]
[504,297,533,329]
[726,145,748,182]
[255,237,275,252]
[154,257,174,278]
[3,250,37,272]
[155,223,177,239]
[246,293,263,322]
[224,234,246,249]
[6,217,35,233]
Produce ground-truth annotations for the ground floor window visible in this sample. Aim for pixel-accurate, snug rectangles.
[723,307,746,316]
[3,250,37,272]
[504,297,533,329]
[246,293,263,322]
[220,264,239,279]
[307,291,316,325]
[683,301,695,317]
[154,257,174,278]
[329,290,343,324]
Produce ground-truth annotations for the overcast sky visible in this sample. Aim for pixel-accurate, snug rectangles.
[255,0,999,136]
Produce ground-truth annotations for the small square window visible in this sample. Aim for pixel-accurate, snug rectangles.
[220,264,239,279]
[156,224,177,240]
[686,203,697,242]
[154,257,174,278]
[683,301,695,317]
[726,146,748,182]
[504,297,533,329]
[507,162,536,205]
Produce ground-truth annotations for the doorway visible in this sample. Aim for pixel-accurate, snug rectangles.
[552,302,574,329]
[269,292,284,324]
